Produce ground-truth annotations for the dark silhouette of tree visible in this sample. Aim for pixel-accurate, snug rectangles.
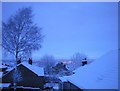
[40,55,56,75]
[2,7,44,61]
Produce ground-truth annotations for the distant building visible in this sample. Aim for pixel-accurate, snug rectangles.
[2,61,45,90]
[53,62,68,71]
[52,62,73,76]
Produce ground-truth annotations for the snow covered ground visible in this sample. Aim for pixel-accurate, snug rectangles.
[61,50,118,89]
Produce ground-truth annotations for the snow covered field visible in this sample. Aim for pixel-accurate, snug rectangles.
[63,50,118,89]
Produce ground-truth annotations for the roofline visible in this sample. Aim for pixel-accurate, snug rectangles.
[3,62,44,77]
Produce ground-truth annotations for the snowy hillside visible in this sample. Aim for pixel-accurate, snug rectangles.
[67,50,118,89]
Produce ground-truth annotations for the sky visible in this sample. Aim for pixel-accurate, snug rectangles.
[2,2,118,60]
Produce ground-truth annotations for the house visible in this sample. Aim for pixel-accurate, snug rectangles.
[2,61,45,90]
[59,50,118,90]
[0,64,8,86]
[59,76,83,91]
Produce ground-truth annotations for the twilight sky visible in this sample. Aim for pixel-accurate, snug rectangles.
[2,2,118,60]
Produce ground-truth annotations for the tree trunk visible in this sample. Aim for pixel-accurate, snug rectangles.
[16,50,18,60]
[14,51,18,91]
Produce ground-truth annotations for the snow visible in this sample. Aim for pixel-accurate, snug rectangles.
[6,67,14,72]
[15,86,41,89]
[59,76,68,82]
[21,62,44,76]
[0,64,7,69]
[0,83,11,88]
[0,72,3,78]
[62,50,118,89]
[44,83,60,89]
[53,84,59,89]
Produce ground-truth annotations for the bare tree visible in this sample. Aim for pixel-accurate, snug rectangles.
[2,7,43,61]
[40,55,56,75]
[68,53,87,70]
[2,7,44,90]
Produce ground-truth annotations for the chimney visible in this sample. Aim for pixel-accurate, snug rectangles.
[82,58,87,66]
[17,58,21,64]
[28,58,32,65]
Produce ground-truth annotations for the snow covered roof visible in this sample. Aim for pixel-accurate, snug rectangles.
[6,67,14,72]
[0,83,11,88]
[59,76,68,82]
[63,50,118,89]
[4,61,44,76]
[20,62,44,76]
